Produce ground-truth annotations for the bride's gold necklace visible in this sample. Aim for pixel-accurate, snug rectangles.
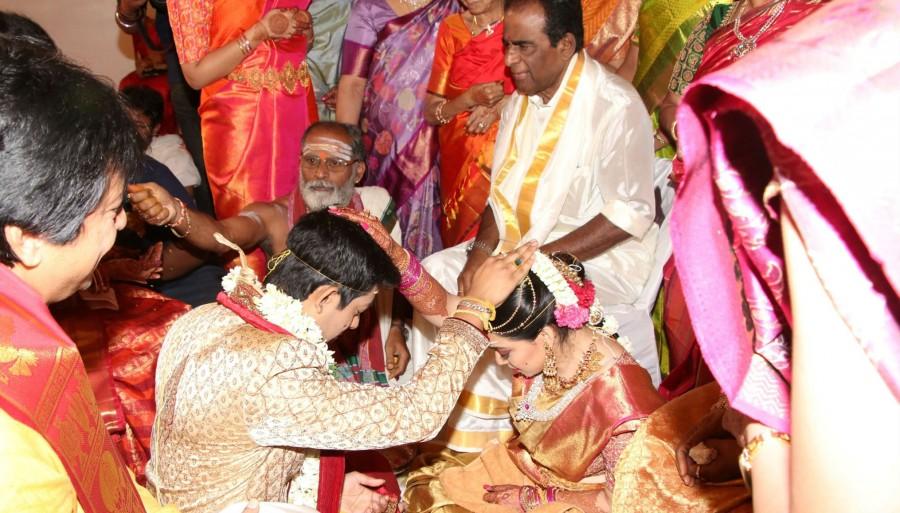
[543,332,602,393]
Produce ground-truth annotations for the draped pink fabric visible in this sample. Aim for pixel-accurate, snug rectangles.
[672,0,899,432]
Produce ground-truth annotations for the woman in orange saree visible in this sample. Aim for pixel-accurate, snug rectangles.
[169,0,318,274]
[424,0,513,247]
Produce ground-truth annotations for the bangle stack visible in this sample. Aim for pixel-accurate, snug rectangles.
[435,99,451,125]
[114,6,145,32]
[236,32,253,56]
[398,250,424,293]
[518,486,555,512]
[167,198,192,238]
[453,297,496,331]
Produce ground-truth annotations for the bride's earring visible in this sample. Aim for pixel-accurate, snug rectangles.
[542,338,558,377]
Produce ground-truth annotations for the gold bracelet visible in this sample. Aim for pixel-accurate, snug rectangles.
[453,308,491,331]
[739,429,790,490]
[458,297,496,322]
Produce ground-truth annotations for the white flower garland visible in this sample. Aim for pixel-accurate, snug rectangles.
[589,298,634,358]
[222,267,334,367]
[532,252,579,307]
[288,450,321,508]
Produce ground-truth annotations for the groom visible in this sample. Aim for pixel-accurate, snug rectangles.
[146,211,533,513]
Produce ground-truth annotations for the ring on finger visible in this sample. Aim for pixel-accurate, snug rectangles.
[514,257,523,266]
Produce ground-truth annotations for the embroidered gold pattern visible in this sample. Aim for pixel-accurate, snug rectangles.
[0,317,37,384]
[227,61,311,93]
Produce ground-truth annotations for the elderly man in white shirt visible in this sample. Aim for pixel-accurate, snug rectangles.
[404,0,660,453]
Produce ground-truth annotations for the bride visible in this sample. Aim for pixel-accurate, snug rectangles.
[335,207,658,511]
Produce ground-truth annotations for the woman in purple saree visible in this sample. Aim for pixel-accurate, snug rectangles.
[336,0,458,258]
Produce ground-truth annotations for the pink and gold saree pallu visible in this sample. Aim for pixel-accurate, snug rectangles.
[428,14,514,248]
[171,0,318,274]
[672,0,900,434]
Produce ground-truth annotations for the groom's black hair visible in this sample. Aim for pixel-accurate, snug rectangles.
[265,211,400,307]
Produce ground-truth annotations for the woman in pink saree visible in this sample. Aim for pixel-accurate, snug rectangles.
[655,0,825,399]
[169,0,318,273]
[666,0,900,510]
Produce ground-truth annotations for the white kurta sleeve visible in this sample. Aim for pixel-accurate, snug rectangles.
[594,96,656,239]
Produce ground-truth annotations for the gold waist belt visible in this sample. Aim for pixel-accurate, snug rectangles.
[227,60,310,94]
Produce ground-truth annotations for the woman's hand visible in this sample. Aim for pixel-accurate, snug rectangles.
[340,472,390,513]
[128,183,178,226]
[322,86,339,110]
[257,8,312,41]
[330,207,406,266]
[466,242,537,307]
[465,81,504,109]
[483,484,524,513]
[465,105,499,135]
[675,403,728,486]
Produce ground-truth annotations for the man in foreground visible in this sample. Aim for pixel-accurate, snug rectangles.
[145,211,536,512]
[0,34,172,513]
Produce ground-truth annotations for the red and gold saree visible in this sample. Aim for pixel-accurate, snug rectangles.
[427,14,513,247]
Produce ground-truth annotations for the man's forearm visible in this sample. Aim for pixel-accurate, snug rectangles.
[172,208,264,255]
[473,207,500,251]
[540,213,631,261]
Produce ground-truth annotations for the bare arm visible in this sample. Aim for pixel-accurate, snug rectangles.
[336,75,367,124]
[179,9,311,90]
[128,182,274,255]
[457,206,500,295]
[784,211,900,513]
[541,213,632,261]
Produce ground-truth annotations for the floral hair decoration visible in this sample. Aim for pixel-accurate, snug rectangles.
[531,252,596,329]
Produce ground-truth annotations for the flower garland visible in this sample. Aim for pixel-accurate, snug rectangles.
[222,267,334,367]
[288,450,321,508]
[532,252,593,329]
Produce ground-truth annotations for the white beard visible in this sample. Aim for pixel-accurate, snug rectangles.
[300,179,355,211]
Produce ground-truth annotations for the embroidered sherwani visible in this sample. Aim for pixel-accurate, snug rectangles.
[146,295,488,513]
[406,51,659,452]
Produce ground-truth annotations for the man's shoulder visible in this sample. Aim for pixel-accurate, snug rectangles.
[581,55,646,112]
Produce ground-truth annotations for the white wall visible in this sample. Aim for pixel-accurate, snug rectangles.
[1,0,135,83]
